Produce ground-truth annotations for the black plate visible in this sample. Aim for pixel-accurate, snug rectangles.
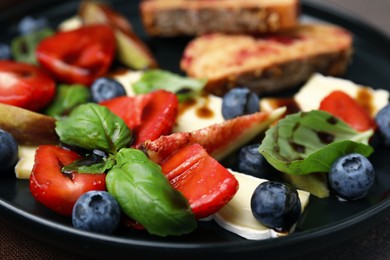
[0,1,389,259]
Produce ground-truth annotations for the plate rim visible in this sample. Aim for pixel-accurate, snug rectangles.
[0,0,389,259]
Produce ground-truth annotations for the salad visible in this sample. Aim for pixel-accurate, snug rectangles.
[0,0,389,242]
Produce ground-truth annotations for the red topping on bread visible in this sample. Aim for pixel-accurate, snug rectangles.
[180,24,353,96]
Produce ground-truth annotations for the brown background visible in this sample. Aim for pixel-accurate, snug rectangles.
[0,0,389,259]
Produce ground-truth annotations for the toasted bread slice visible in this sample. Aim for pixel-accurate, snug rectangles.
[140,0,299,36]
[180,23,353,96]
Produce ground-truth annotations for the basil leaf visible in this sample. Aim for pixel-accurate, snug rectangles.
[259,110,374,175]
[11,28,54,64]
[44,84,90,119]
[55,103,132,154]
[132,69,206,102]
[106,148,197,236]
[62,153,116,174]
[115,147,150,166]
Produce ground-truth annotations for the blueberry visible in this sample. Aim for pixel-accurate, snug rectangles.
[222,87,260,120]
[251,181,301,232]
[72,190,121,234]
[238,144,267,178]
[0,129,18,178]
[90,77,126,103]
[375,103,390,146]
[0,43,11,60]
[328,153,375,201]
[18,16,49,35]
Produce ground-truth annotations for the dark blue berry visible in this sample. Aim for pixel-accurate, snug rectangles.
[0,43,11,60]
[238,143,267,178]
[222,87,260,120]
[328,153,375,201]
[90,77,126,103]
[251,181,301,232]
[18,16,49,35]
[72,190,121,234]
[375,103,390,146]
[0,129,19,178]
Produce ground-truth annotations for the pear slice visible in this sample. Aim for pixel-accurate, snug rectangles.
[78,0,158,70]
[141,107,286,164]
[0,103,58,145]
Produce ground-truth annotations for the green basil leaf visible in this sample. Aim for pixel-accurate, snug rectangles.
[106,149,197,236]
[62,153,116,174]
[115,147,150,166]
[44,84,90,119]
[132,69,206,102]
[11,28,54,64]
[55,103,132,154]
[259,110,374,175]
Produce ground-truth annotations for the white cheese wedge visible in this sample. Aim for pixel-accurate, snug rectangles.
[214,170,310,240]
[173,94,225,132]
[14,145,38,179]
[260,73,389,116]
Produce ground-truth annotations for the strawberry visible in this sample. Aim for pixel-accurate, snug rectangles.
[0,61,56,111]
[79,0,158,70]
[30,145,106,216]
[160,143,239,219]
[36,24,116,86]
[133,89,179,147]
[319,90,376,132]
[99,95,150,130]
[141,107,286,164]
[99,90,179,147]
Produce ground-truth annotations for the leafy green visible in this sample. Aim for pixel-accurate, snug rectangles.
[106,148,197,236]
[259,110,374,175]
[132,69,207,102]
[55,105,197,237]
[44,84,90,119]
[62,153,116,174]
[55,103,132,154]
[11,28,54,64]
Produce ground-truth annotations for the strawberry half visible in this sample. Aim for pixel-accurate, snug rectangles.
[100,90,179,147]
[30,145,106,216]
[36,24,116,85]
[132,89,179,147]
[160,143,239,219]
[0,61,56,111]
[99,94,150,130]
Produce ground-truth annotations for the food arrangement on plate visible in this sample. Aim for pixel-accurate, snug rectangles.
[0,0,389,242]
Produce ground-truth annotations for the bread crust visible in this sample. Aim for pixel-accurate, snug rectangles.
[140,0,299,36]
[180,24,353,96]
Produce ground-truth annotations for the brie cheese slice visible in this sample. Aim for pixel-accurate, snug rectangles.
[214,170,310,240]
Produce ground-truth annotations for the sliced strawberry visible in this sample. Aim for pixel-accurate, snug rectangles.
[132,89,179,147]
[0,61,56,111]
[142,107,286,164]
[160,143,239,219]
[99,95,151,130]
[319,90,376,132]
[99,90,178,146]
[36,24,116,86]
[30,145,106,216]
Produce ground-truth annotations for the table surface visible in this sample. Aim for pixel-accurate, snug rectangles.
[0,0,389,259]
